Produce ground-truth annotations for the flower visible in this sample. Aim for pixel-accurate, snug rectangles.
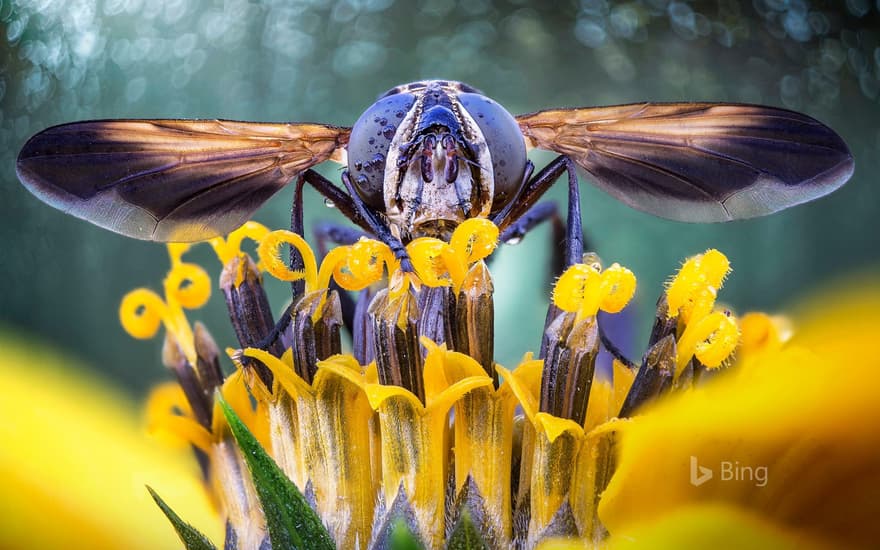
[116,219,878,549]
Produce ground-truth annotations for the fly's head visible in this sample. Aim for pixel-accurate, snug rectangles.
[347,80,527,240]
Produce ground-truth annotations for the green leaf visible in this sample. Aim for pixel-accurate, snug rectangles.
[147,486,217,550]
[219,395,334,550]
[446,509,490,550]
[389,518,425,550]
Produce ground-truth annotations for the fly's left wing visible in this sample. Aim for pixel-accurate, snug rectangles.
[516,103,853,222]
[17,119,350,241]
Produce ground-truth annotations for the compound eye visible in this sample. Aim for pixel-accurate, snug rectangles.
[459,93,527,213]
[347,91,416,211]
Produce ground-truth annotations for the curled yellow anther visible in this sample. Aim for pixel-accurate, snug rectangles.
[257,230,318,288]
[323,238,396,292]
[408,238,451,287]
[166,243,192,265]
[449,218,499,265]
[553,262,636,322]
[209,221,271,266]
[676,310,740,372]
[407,218,499,292]
[666,249,731,321]
[164,262,211,310]
[119,288,168,340]
[119,243,210,364]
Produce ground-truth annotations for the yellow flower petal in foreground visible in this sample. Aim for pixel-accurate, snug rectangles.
[322,347,494,547]
[599,283,880,548]
[423,339,519,543]
[245,349,376,549]
[498,355,633,546]
[0,330,220,549]
[540,504,832,550]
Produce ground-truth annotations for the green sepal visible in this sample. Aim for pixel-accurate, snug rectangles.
[390,518,425,550]
[446,509,490,550]
[218,395,334,550]
[147,486,217,550]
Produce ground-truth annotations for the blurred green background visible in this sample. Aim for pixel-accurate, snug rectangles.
[1,0,878,395]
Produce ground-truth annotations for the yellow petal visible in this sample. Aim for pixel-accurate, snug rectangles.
[300,360,377,548]
[599,283,880,548]
[421,338,452,399]
[451,385,516,543]
[0,332,221,549]
[604,504,833,550]
[497,358,543,425]
[535,412,584,443]
[243,347,312,400]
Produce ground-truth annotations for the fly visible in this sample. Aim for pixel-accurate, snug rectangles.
[16,79,854,269]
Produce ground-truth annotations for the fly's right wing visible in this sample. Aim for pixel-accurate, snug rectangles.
[517,103,853,222]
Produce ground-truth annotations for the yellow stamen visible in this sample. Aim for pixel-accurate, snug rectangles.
[408,237,451,286]
[552,262,636,322]
[164,262,212,310]
[209,221,271,266]
[449,218,499,264]
[666,249,731,321]
[119,288,168,340]
[119,245,210,364]
[676,311,740,372]
[322,238,396,292]
[257,230,318,288]
[407,218,499,293]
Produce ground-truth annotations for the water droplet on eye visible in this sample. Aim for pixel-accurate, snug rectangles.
[505,236,522,245]
[323,198,336,208]
[372,152,385,163]
[382,125,396,139]
[378,117,388,126]
[368,137,375,145]
[395,110,405,118]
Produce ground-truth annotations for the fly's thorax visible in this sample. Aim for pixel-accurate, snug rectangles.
[383,82,494,239]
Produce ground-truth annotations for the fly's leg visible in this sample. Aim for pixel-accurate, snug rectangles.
[256,170,375,355]
[500,157,637,406]
[310,220,370,343]
[258,161,411,359]
[312,221,368,257]
[341,170,414,273]
[497,201,568,280]
[493,155,584,267]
